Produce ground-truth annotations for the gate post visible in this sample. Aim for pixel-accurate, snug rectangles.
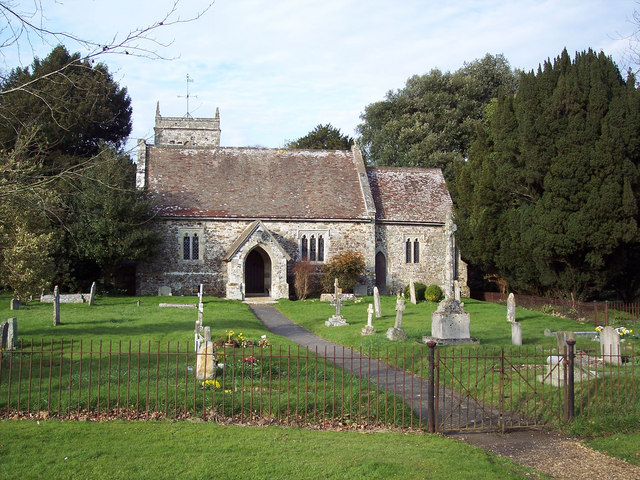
[566,339,576,422]
[427,341,436,433]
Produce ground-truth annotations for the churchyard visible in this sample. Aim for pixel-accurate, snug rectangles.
[1,292,639,473]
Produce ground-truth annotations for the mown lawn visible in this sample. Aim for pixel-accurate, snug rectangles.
[0,420,550,480]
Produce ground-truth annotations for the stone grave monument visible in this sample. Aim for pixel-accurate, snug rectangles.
[507,293,516,322]
[386,293,408,341]
[9,298,19,310]
[423,216,477,345]
[512,322,522,346]
[409,280,417,305]
[600,326,621,365]
[325,279,348,326]
[373,286,382,318]
[361,304,376,336]
[53,285,60,326]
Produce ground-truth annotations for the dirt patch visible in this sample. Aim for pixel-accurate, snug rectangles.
[449,429,640,480]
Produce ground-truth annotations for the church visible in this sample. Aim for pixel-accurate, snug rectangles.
[135,106,467,299]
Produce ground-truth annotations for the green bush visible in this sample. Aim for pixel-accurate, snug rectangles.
[403,282,426,302]
[424,284,444,302]
[321,251,366,293]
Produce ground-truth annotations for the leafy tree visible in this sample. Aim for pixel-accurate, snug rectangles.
[286,124,354,150]
[455,49,640,301]
[357,54,517,181]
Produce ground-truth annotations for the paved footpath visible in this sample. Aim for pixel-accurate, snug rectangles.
[248,304,640,480]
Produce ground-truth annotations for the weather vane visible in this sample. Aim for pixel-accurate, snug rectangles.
[178,74,197,118]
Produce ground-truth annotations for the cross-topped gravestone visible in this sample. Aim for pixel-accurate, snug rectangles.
[386,293,408,341]
[325,278,348,326]
[373,286,382,318]
[361,303,376,336]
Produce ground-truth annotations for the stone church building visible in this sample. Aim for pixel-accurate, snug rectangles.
[135,106,467,299]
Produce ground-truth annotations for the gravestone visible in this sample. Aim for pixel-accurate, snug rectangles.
[198,284,204,304]
[424,215,476,345]
[511,322,522,346]
[53,285,60,326]
[386,293,408,341]
[195,341,215,380]
[353,283,368,297]
[198,302,204,325]
[409,280,417,305]
[158,286,172,296]
[373,286,382,318]
[9,298,19,310]
[6,317,17,350]
[361,304,375,336]
[0,320,8,350]
[454,280,461,301]
[556,330,574,354]
[136,299,141,307]
[507,293,516,322]
[600,326,621,365]
[544,328,553,337]
[325,279,348,326]
[424,298,478,345]
[88,282,96,306]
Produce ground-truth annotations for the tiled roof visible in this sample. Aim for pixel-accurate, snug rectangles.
[366,167,451,223]
[146,146,371,220]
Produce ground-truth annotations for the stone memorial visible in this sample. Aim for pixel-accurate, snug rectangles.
[53,285,60,326]
[424,216,476,345]
[6,317,17,350]
[361,303,376,336]
[325,279,348,326]
[386,293,408,341]
[9,298,19,310]
[556,330,574,354]
[353,283,368,297]
[373,286,382,318]
[196,341,215,380]
[537,353,599,387]
[158,286,172,296]
[507,293,516,322]
[0,320,8,350]
[511,322,522,346]
[198,284,204,304]
[454,280,461,302]
[88,282,96,306]
[409,280,417,305]
[600,326,621,365]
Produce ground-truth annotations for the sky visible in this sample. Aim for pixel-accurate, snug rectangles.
[1,0,637,152]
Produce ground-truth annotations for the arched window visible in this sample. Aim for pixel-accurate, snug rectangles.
[310,235,316,261]
[301,235,308,260]
[405,239,412,263]
[192,234,199,260]
[317,235,324,262]
[413,239,420,263]
[183,235,191,260]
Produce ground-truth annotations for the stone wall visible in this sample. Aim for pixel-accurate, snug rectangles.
[136,218,377,297]
[376,223,463,294]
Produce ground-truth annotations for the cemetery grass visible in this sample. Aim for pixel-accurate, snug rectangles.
[0,294,417,427]
[277,297,640,432]
[0,419,551,480]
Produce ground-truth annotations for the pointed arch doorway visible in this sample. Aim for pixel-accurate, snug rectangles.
[244,246,272,296]
[375,251,387,294]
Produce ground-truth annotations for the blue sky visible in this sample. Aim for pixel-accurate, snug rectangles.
[1,0,636,151]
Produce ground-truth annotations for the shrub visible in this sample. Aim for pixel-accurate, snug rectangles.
[293,260,316,300]
[403,282,426,302]
[321,251,365,293]
[424,284,444,302]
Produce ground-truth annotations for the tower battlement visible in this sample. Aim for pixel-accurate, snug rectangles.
[153,102,221,147]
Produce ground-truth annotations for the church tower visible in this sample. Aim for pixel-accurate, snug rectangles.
[153,102,221,147]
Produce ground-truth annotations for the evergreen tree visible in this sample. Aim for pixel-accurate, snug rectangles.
[456,49,640,301]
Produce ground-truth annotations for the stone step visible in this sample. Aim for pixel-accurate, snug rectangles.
[243,297,278,305]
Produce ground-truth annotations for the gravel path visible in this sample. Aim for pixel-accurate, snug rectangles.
[249,303,640,480]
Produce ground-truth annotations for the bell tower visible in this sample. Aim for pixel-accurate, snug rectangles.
[153,102,221,147]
